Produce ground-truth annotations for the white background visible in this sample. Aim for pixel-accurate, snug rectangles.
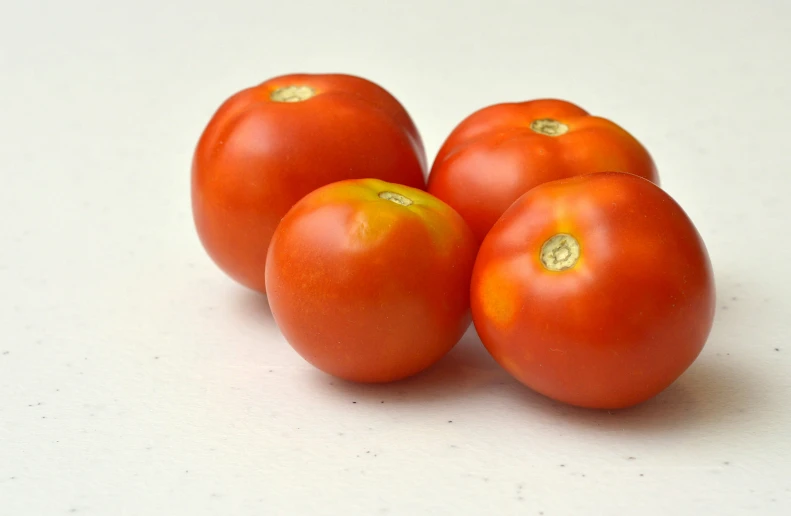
[1,0,789,514]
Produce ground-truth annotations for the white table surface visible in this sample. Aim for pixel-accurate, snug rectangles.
[2,1,789,514]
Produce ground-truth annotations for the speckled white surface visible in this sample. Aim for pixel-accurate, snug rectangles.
[1,1,790,514]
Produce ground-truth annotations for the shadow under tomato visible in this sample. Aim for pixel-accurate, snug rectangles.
[306,325,513,405]
[232,286,274,325]
[506,355,765,436]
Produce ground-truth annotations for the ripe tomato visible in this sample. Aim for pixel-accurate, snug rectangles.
[471,172,715,409]
[266,179,477,383]
[428,99,659,243]
[192,73,427,293]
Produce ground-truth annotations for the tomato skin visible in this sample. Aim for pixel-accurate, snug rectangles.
[427,99,659,243]
[265,179,477,383]
[470,172,715,409]
[192,73,427,293]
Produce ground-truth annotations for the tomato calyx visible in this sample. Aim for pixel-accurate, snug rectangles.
[540,233,580,271]
[530,118,569,137]
[270,85,315,102]
[378,191,413,206]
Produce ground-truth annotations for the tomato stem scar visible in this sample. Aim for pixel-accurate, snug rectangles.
[540,234,580,271]
[270,85,315,102]
[530,119,569,137]
[378,191,413,206]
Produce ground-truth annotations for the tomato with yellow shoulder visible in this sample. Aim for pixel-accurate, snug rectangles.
[471,172,715,409]
[266,179,477,383]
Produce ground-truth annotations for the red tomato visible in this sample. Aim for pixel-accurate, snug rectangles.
[428,99,659,243]
[266,179,477,383]
[192,73,427,293]
[470,172,715,409]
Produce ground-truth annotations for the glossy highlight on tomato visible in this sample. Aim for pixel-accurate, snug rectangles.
[428,99,658,243]
[471,172,715,409]
[192,73,427,293]
[266,178,477,383]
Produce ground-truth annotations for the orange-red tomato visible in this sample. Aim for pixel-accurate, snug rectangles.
[428,99,659,243]
[192,73,427,293]
[266,179,477,383]
[471,172,715,409]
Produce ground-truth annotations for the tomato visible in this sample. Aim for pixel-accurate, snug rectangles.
[427,99,659,243]
[266,178,477,383]
[470,172,715,409]
[192,73,427,293]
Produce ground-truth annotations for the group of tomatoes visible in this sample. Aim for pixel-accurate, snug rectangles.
[191,73,715,410]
